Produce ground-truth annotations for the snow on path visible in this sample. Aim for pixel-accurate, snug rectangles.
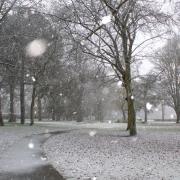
[0,126,67,180]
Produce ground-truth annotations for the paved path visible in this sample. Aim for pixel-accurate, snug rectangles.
[0,131,65,180]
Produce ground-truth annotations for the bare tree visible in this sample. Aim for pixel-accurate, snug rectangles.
[51,0,170,135]
[133,74,159,123]
[0,0,18,24]
[154,36,180,123]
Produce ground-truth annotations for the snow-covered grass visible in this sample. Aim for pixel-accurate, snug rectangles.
[1,121,180,179]
[43,123,180,180]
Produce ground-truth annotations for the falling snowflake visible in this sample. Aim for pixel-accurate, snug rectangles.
[41,156,47,161]
[26,39,47,57]
[146,102,152,110]
[28,142,34,149]
[170,114,174,119]
[108,120,112,124]
[101,15,111,25]
[117,81,122,87]
[92,177,97,180]
[89,130,97,137]
[111,140,118,144]
[155,108,159,112]
[32,76,36,82]
[73,112,77,115]
[59,93,63,96]
[9,10,13,16]
[80,40,85,46]
[131,95,134,100]
[26,74,30,77]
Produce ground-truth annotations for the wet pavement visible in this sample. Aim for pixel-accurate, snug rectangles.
[0,131,66,180]
[0,165,64,180]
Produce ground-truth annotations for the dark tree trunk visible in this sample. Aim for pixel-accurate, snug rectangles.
[126,97,137,136]
[144,104,148,123]
[9,83,16,122]
[122,108,126,123]
[30,85,36,126]
[175,108,180,123]
[76,86,84,122]
[176,112,180,123]
[124,69,137,136]
[94,100,103,122]
[20,57,25,124]
[37,96,42,121]
[76,100,83,122]
[77,111,83,122]
[52,108,55,121]
[0,94,4,126]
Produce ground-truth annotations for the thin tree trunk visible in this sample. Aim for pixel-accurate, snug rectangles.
[122,108,126,123]
[161,101,165,121]
[144,104,148,123]
[0,93,4,126]
[77,87,84,122]
[20,57,25,124]
[30,85,36,126]
[176,112,180,123]
[9,83,16,122]
[52,108,55,121]
[37,96,42,121]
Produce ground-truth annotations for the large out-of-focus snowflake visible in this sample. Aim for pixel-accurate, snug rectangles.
[28,142,34,149]
[26,39,47,57]
[170,114,174,119]
[146,102,153,111]
[131,95,134,100]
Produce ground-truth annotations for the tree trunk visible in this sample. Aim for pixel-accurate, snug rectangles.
[76,87,84,122]
[30,85,36,126]
[176,112,180,123]
[122,109,126,122]
[0,93,4,126]
[9,83,16,122]
[20,57,25,124]
[175,108,180,123]
[37,96,42,121]
[124,71,137,136]
[94,100,103,122]
[52,107,55,121]
[161,101,165,121]
[126,97,137,136]
[144,104,148,123]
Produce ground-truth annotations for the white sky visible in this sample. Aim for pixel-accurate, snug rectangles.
[137,0,179,75]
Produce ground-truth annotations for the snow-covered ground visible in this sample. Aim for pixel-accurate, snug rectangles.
[43,123,180,180]
[1,122,180,179]
[0,125,66,159]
